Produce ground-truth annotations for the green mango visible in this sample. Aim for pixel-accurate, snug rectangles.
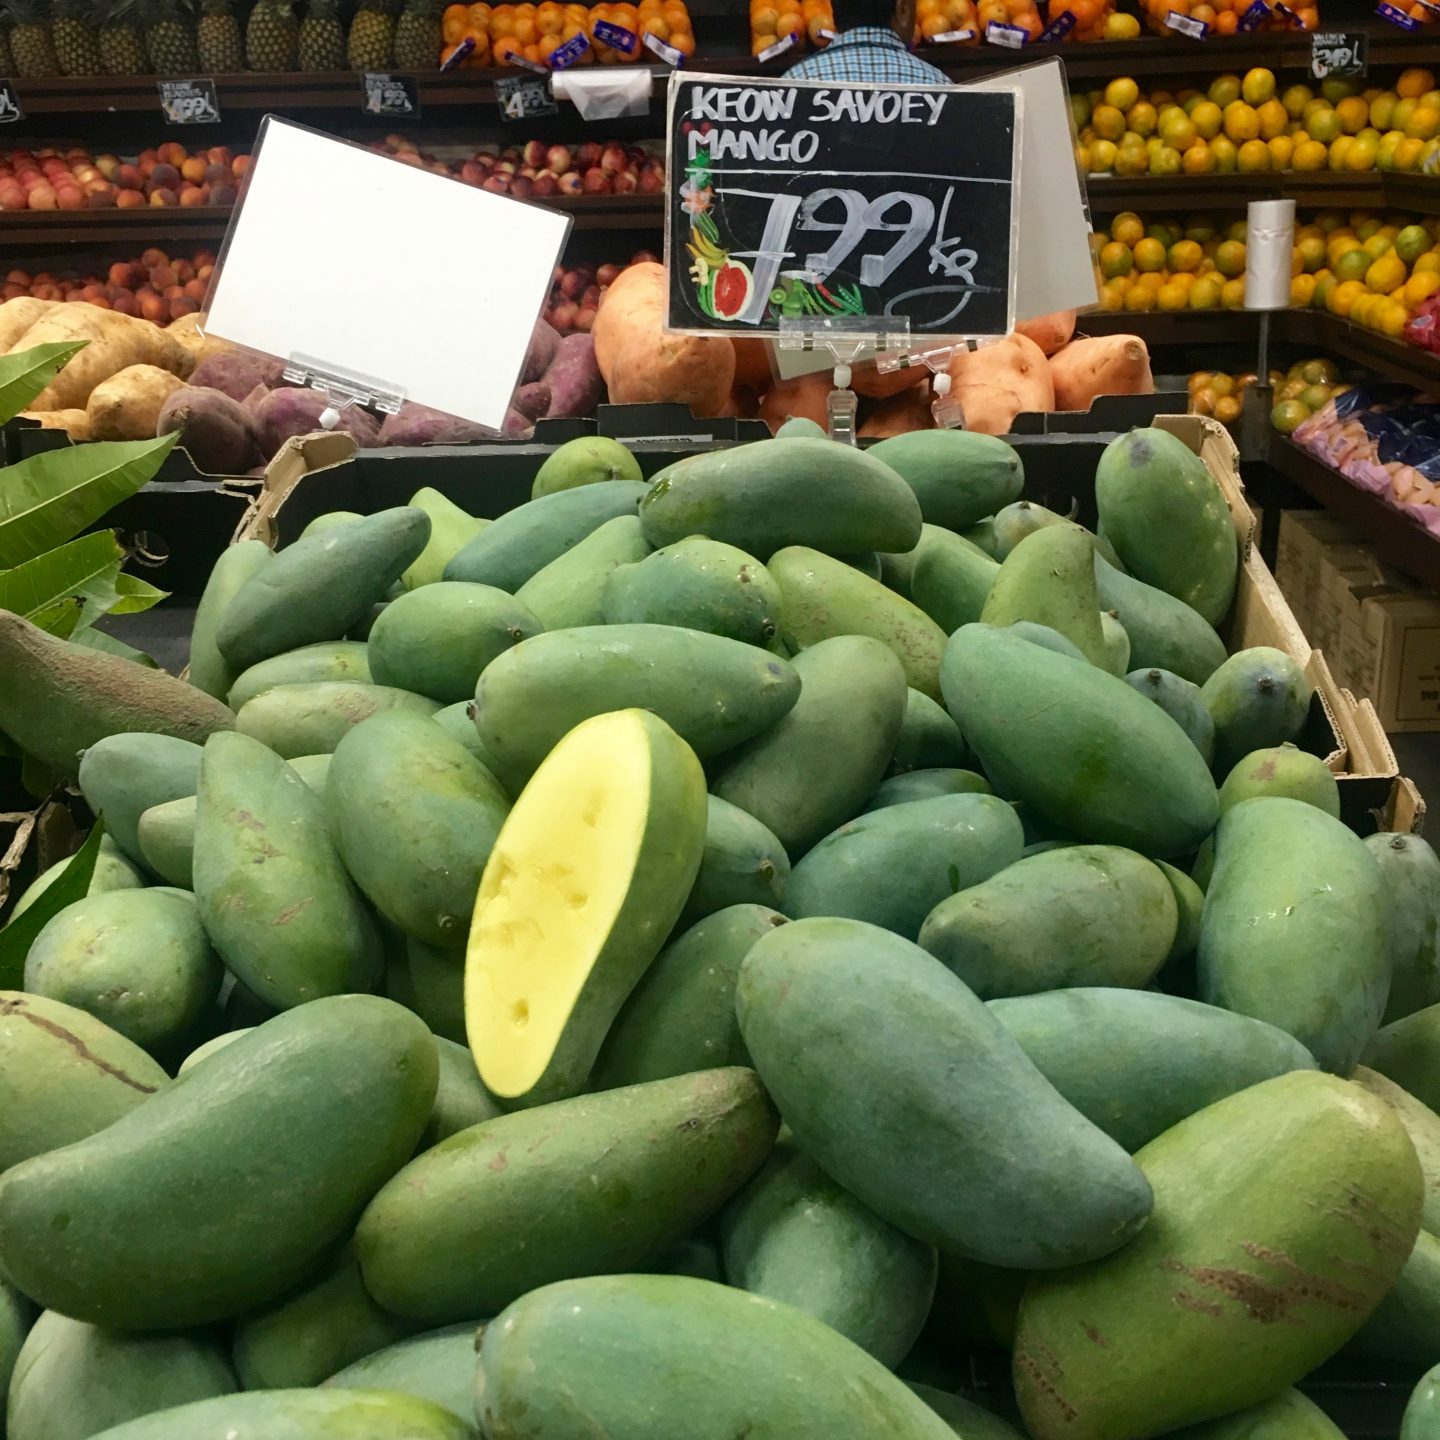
[785,793,1023,943]
[476,1274,956,1440]
[424,1035,502,1147]
[187,540,272,701]
[1158,859,1204,964]
[909,529,1000,633]
[680,797,790,925]
[890,688,967,774]
[0,996,437,1330]
[530,435,642,498]
[980,523,1107,667]
[1364,1004,1440,1114]
[216,507,430,672]
[720,1134,936,1366]
[991,499,1065,560]
[920,844,1176,998]
[1349,1226,1440,1369]
[235,681,441,758]
[603,534,780,647]
[1200,647,1312,773]
[1099,611,1130,675]
[515,515,651,630]
[1014,1071,1423,1440]
[194,731,382,1010]
[301,511,363,537]
[1095,426,1238,626]
[402,488,489,590]
[76,734,201,866]
[227,641,372,710]
[324,1325,481,1422]
[1218,742,1340,816]
[1200,797,1387,1073]
[877,523,952,601]
[593,904,785,1090]
[736,918,1152,1267]
[1095,554,1227,685]
[867,430,1022,530]
[232,1249,412,1391]
[1352,1066,1440,1236]
[1006,622,1086,661]
[386,938,464,1045]
[1167,1390,1347,1440]
[1366,832,1440,1022]
[989,989,1316,1152]
[327,710,509,946]
[1403,1364,1440,1440]
[9,838,144,920]
[355,1069,777,1325]
[908,1385,1027,1440]
[1,1279,34,1427]
[430,702,504,777]
[1126,666,1215,764]
[713,635,907,858]
[8,1310,235,1440]
[774,416,827,440]
[864,769,993,812]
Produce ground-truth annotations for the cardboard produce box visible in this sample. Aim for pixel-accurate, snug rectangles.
[1275,510,1352,639]
[1341,588,1440,736]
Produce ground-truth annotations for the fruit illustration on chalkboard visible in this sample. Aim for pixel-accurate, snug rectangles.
[709,259,754,319]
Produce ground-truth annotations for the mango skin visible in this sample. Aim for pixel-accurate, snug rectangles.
[475,1274,957,1440]
[1199,797,1388,1074]
[516,515,651,631]
[1403,1364,1440,1440]
[1096,555,1227,686]
[325,1324,481,1423]
[1365,832,1440,1023]
[909,528,1000,633]
[235,681,441,759]
[1364,1004,1440,1117]
[680,796,790,926]
[1218,743,1340,817]
[187,540,271,701]
[1014,1072,1422,1440]
[356,1068,777,1325]
[736,918,1152,1269]
[1200,647,1312,773]
[76,733,201,866]
[1168,1390,1346,1440]
[867,429,1022,530]
[980,524,1107,668]
[0,991,169,1173]
[227,642,372,711]
[0,995,437,1330]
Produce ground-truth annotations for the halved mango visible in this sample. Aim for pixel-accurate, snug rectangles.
[465,709,707,1106]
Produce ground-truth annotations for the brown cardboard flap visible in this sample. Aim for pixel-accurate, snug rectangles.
[233,431,360,548]
[1387,775,1427,835]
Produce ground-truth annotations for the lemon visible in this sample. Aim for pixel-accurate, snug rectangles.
[1296,235,1326,271]
[1304,106,1341,144]
[1406,105,1440,141]
[1268,135,1294,169]
[1346,135,1378,171]
[1090,139,1118,173]
[1241,68,1276,105]
[1092,105,1126,141]
[1291,138,1327,171]
[1214,394,1243,426]
[1168,238,1203,272]
[1157,282,1188,311]
[1151,146,1182,176]
[1321,76,1359,104]
[1182,142,1214,175]
[1127,102,1158,137]
[1333,248,1370,283]
[1380,300,1409,338]
[1099,285,1125,313]
[1215,239,1247,277]
[1330,279,1365,317]
[1103,12,1140,38]
[1160,112,1198,151]
[1298,358,1339,384]
[1398,67,1435,100]
[1290,275,1316,306]
[1328,136,1353,171]
[1396,224,1430,265]
[1124,286,1156,312]
[1370,93,1397,131]
[1395,137,1426,172]
[1312,275,1338,310]
[1363,233,1394,259]
[1209,135,1237,173]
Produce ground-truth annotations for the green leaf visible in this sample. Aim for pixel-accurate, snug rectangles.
[0,530,125,632]
[71,626,158,667]
[0,431,179,568]
[110,568,169,616]
[0,819,105,986]
[0,341,87,427]
[27,598,83,639]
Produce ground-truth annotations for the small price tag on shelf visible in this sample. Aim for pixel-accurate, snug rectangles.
[1309,30,1367,78]
[549,32,590,67]
[932,25,977,40]
[756,32,800,60]
[158,77,220,124]
[643,31,684,64]
[818,26,839,38]
[1037,9,1076,40]
[496,71,558,121]
[1166,10,1209,36]
[984,20,1028,44]
[1375,1,1421,25]
[592,18,639,52]
[1237,0,1270,31]
[361,73,419,116]
[438,35,473,69]
[0,80,22,124]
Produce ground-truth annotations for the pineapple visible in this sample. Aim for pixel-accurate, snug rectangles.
[244,0,295,68]
[345,0,392,70]
[391,0,435,70]
[5,0,59,76]
[141,0,197,69]
[0,25,13,70]
[51,0,102,74]
[196,0,240,68]
[98,0,148,70]
[297,0,342,69]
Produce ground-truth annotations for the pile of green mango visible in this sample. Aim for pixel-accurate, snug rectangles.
[0,423,1435,1440]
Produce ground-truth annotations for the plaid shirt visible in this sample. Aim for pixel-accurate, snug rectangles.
[785,25,951,85]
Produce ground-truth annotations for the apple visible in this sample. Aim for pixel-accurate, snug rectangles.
[110,292,137,315]
[494,160,516,175]
[576,141,601,168]
[598,144,627,176]
[174,259,194,281]
[612,170,638,193]
[532,173,559,197]
[184,277,207,301]
[557,171,583,195]
[197,262,215,281]
[582,167,612,194]
[169,296,199,319]
[150,263,176,288]
[394,150,423,167]
[482,174,512,194]
[510,174,535,199]
[545,144,573,175]
[460,160,487,185]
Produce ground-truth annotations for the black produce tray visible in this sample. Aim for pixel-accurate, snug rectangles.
[1007,390,1189,436]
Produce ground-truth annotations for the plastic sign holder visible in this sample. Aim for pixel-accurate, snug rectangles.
[201,117,571,434]
[777,313,910,444]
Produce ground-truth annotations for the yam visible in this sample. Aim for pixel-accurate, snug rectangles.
[156,385,260,474]
[1049,334,1155,413]
[758,372,831,434]
[0,297,56,351]
[166,312,233,369]
[512,381,552,422]
[946,331,1054,437]
[543,333,604,419]
[17,306,193,410]
[523,319,561,384]
[1014,309,1077,357]
[19,408,88,439]
[375,402,492,446]
[85,365,189,442]
[593,262,735,419]
[858,378,934,439]
[252,386,380,459]
[191,350,286,403]
[850,359,926,400]
[732,336,774,391]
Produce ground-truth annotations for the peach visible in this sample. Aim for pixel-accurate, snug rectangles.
[27,185,55,209]
[612,170,637,193]
[174,259,194,282]
[557,171,583,195]
[140,293,168,322]
[150,264,176,288]
[115,188,146,208]
[85,187,117,209]
[170,296,199,319]
[203,163,229,186]
[596,262,621,286]
[576,141,601,168]
[111,293,138,315]
[582,167,611,193]
[531,173,558,197]
[637,165,663,193]
[546,144,572,174]
[117,164,144,191]
[481,173,511,193]
[522,139,548,168]
[231,154,251,177]
[96,154,120,179]
[207,145,233,166]
[574,306,596,331]
[550,299,577,330]
[599,144,627,175]
[149,187,178,206]
[460,160,487,185]
[183,277,206,301]
[157,141,187,167]
[209,183,237,207]
[140,247,167,268]
[181,156,207,184]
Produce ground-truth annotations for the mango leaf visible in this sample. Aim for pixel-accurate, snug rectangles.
[0,431,179,568]
[0,819,104,985]
[0,340,87,426]
[71,626,158,667]
[0,530,125,631]
[110,569,169,616]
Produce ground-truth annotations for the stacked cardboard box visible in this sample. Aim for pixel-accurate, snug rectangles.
[1276,510,1440,734]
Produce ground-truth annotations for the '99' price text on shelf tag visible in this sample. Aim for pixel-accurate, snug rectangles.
[0,80,22,124]
[1309,29,1368,75]
[496,72,559,122]
[158,78,220,124]
[362,73,419,116]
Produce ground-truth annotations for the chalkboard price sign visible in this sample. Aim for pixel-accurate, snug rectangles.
[665,74,1019,338]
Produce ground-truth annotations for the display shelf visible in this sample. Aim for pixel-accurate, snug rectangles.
[3,26,1440,119]
[1267,431,1440,586]
[1086,173,1440,216]
[0,192,663,247]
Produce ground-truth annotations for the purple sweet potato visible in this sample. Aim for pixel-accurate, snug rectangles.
[522,319,561,384]
[252,387,381,459]
[156,385,260,475]
[502,407,534,440]
[376,401,495,446]
[512,381,552,423]
[542,333,604,419]
[190,350,285,403]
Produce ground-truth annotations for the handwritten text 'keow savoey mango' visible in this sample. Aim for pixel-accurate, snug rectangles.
[685,86,949,164]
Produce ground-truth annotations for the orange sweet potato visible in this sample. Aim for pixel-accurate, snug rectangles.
[758,372,831,434]
[732,337,774,391]
[946,332,1054,437]
[859,377,934,438]
[593,262,735,418]
[1015,309,1077,357]
[1049,334,1155,413]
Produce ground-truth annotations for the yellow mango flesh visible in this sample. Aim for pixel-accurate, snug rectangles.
[465,710,652,1099]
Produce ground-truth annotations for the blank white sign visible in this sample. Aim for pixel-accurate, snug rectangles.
[204,117,572,430]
